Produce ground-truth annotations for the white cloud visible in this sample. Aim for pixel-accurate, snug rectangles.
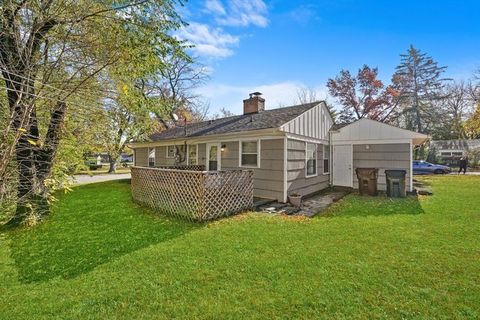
[288,5,319,26]
[204,0,269,28]
[204,0,226,15]
[176,22,239,58]
[196,81,328,114]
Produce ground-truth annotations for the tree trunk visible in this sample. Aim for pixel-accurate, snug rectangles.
[6,102,67,228]
[108,157,117,173]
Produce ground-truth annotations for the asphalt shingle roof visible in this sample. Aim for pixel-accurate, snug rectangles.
[148,102,321,141]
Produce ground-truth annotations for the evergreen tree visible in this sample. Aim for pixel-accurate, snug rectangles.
[392,45,450,134]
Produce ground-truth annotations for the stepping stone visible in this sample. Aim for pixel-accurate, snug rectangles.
[283,206,301,215]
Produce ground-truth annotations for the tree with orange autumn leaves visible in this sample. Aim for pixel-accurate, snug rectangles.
[327,65,400,124]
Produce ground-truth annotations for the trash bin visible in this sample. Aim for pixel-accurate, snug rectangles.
[385,170,407,198]
[355,168,378,196]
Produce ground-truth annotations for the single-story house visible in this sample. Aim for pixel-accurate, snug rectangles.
[129,93,428,202]
[429,139,480,165]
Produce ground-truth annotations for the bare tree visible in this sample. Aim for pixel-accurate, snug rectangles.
[142,54,210,128]
[296,87,319,104]
[436,81,475,139]
[210,107,235,119]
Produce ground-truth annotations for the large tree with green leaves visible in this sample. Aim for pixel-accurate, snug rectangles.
[0,0,185,227]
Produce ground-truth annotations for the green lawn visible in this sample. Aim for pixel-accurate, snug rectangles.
[1,176,479,319]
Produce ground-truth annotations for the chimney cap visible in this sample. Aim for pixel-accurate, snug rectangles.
[249,91,262,98]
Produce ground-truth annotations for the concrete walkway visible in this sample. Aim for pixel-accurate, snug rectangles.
[72,173,131,185]
[449,172,480,175]
[257,189,349,217]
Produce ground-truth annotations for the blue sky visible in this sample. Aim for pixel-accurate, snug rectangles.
[177,0,480,114]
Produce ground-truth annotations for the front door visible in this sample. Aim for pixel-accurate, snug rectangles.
[333,144,352,187]
[207,143,221,171]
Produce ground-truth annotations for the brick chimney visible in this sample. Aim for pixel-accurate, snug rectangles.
[243,92,265,114]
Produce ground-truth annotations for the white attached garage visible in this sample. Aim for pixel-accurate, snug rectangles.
[331,118,429,192]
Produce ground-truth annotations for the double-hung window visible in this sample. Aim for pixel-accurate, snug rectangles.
[166,145,176,158]
[240,140,259,167]
[188,145,198,165]
[306,142,317,177]
[148,147,155,167]
[323,145,330,174]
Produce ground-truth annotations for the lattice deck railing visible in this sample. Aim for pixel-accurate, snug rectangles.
[131,166,254,221]
[155,165,205,171]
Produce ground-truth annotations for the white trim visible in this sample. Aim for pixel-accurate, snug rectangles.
[332,138,413,145]
[148,147,156,167]
[187,144,198,165]
[283,136,288,203]
[322,144,330,175]
[239,139,261,168]
[305,142,318,178]
[206,143,221,171]
[409,140,413,192]
[166,145,176,158]
[332,144,353,187]
[285,132,329,144]
[329,131,333,186]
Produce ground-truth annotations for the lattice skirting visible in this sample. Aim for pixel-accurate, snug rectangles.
[131,166,254,221]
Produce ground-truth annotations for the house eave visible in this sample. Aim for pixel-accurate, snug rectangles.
[128,127,283,148]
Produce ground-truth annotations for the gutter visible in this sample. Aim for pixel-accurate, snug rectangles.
[127,128,282,149]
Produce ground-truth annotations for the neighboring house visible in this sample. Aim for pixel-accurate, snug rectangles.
[120,153,134,163]
[429,139,480,165]
[129,93,428,202]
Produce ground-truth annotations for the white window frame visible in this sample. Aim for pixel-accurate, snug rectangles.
[305,142,317,178]
[166,145,176,158]
[207,142,221,171]
[239,139,261,168]
[187,144,198,165]
[323,144,330,175]
[148,147,155,167]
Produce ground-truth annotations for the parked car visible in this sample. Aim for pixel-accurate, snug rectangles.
[413,160,451,175]
[84,156,103,170]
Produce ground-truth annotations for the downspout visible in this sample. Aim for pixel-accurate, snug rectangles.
[329,130,333,187]
[283,135,288,203]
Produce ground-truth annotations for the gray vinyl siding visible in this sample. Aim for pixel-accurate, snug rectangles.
[154,145,187,166]
[134,148,148,167]
[352,143,411,191]
[221,139,284,201]
[287,139,329,196]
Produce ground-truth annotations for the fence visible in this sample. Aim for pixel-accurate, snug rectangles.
[130,166,254,221]
[155,165,205,171]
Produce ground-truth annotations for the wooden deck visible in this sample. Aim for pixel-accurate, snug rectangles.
[131,166,254,221]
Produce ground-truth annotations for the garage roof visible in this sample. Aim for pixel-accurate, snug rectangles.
[331,118,429,146]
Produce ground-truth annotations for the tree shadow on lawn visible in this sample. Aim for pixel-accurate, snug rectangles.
[322,193,425,218]
[7,180,199,284]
